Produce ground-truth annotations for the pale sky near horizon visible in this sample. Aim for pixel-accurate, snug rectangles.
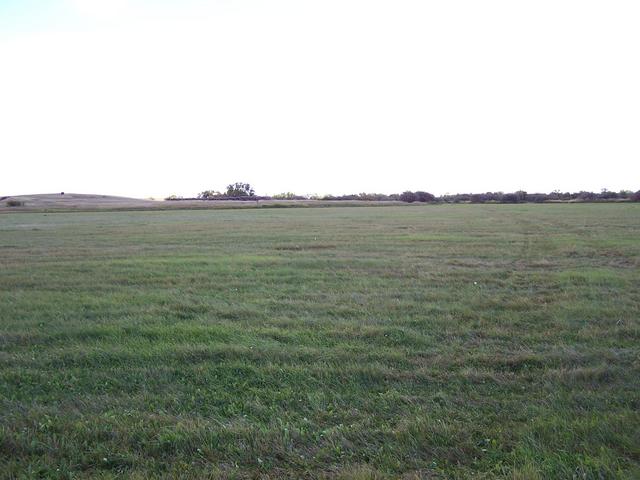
[1,1,639,198]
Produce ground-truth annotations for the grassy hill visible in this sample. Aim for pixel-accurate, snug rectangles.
[0,193,159,211]
[0,193,404,213]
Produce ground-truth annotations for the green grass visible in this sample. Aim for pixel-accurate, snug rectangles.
[1,204,639,479]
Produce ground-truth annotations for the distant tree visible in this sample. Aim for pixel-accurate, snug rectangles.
[631,190,640,202]
[357,193,393,201]
[514,190,527,202]
[400,191,417,203]
[528,193,547,203]
[272,192,300,200]
[226,182,255,197]
[618,190,633,199]
[414,191,436,203]
[577,191,597,201]
[357,192,376,201]
[198,190,221,199]
[548,190,561,200]
[165,194,183,201]
[501,193,519,203]
[599,189,618,199]
[441,193,470,203]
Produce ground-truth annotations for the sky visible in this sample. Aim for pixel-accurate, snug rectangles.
[1,0,639,198]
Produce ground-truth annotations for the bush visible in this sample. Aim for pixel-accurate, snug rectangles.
[631,191,640,202]
[6,199,24,207]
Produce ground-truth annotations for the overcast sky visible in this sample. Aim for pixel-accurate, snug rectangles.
[1,1,638,198]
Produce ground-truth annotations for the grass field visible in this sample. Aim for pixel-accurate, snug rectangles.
[1,204,639,479]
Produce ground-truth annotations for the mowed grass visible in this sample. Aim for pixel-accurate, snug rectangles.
[0,204,639,479]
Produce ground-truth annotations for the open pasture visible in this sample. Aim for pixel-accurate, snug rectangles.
[1,204,639,478]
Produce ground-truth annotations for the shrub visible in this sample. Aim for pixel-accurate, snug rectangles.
[6,199,24,207]
[631,191,640,202]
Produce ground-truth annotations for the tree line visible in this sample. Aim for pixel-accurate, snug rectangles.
[166,184,640,203]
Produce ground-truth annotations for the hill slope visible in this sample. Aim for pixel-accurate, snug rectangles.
[0,193,163,211]
[0,193,405,212]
